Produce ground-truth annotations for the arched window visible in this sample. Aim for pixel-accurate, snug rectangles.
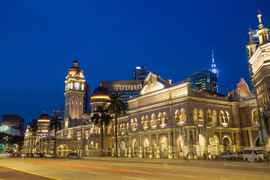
[160,112,167,128]
[198,109,204,122]
[141,115,149,130]
[130,118,133,130]
[212,110,217,124]
[141,116,145,130]
[131,118,138,131]
[145,115,149,129]
[220,110,229,127]
[175,109,180,121]
[176,108,186,125]
[225,111,230,125]
[251,109,258,126]
[206,109,212,125]
[193,108,198,123]
[151,113,157,128]
[158,112,162,125]
[180,108,187,122]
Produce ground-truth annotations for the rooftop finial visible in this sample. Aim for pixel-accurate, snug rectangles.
[72,59,80,67]
[257,10,264,29]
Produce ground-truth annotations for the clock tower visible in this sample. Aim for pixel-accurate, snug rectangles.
[64,60,87,128]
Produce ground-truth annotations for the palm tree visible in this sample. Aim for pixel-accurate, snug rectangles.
[108,93,127,157]
[49,117,61,157]
[92,105,111,156]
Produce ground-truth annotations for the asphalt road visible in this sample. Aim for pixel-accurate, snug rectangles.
[0,158,270,180]
[0,166,50,180]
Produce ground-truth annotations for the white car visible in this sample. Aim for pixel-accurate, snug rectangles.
[241,148,265,161]
[0,153,12,158]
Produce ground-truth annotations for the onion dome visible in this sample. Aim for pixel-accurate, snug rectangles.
[90,84,111,103]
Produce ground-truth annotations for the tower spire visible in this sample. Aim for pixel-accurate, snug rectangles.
[210,49,218,76]
[211,49,215,64]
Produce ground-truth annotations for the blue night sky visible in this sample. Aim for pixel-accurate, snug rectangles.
[0,0,269,122]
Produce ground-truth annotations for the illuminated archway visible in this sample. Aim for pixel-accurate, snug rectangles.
[143,138,150,158]
[208,135,219,158]
[57,144,70,157]
[132,138,138,157]
[120,141,126,157]
[198,134,206,157]
[176,135,185,158]
[159,136,168,158]
[222,136,232,152]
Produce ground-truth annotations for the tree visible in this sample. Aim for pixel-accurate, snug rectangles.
[49,117,61,156]
[108,93,127,157]
[92,105,111,156]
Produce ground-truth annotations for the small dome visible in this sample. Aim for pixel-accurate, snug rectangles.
[91,85,111,102]
[38,113,50,120]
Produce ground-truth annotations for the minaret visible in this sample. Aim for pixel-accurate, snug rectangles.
[247,12,270,150]
[257,11,270,45]
[64,60,87,128]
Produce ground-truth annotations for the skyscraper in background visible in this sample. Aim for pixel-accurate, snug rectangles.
[209,50,219,77]
[188,51,219,93]
[133,66,149,81]
[189,70,218,93]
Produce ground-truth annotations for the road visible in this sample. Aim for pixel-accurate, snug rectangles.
[0,158,270,180]
[0,166,50,180]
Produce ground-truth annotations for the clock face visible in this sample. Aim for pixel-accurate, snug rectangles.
[69,83,73,90]
[74,82,80,90]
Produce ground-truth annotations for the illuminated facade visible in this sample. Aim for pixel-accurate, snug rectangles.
[114,73,260,159]
[246,12,270,151]
[22,13,269,159]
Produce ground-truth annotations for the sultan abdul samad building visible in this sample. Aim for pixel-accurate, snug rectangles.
[23,12,270,159]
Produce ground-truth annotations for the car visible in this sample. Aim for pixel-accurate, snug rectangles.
[241,147,265,162]
[67,152,79,159]
[33,153,44,158]
[11,152,20,157]
[21,153,27,158]
[0,153,12,158]
[44,154,56,158]
[220,152,239,160]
